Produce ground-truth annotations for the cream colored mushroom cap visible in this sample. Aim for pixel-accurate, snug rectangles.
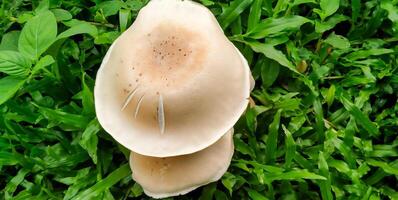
[129,129,234,199]
[94,0,251,157]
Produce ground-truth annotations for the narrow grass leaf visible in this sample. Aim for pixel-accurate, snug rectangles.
[82,74,95,116]
[317,152,333,200]
[265,109,282,164]
[261,59,280,88]
[366,159,398,175]
[339,96,379,136]
[244,40,300,74]
[119,9,130,32]
[218,0,253,30]
[346,49,394,61]
[36,105,91,129]
[282,125,295,168]
[351,0,360,21]
[4,168,29,199]
[57,22,98,40]
[72,164,131,200]
[79,119,101,164]
[313,98,325,142]
[248,16,311,39]
[246,188,269,200]
[267,169,326,181]
[247,0,263,31]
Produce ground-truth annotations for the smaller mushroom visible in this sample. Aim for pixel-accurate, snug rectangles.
[129,129,234,199]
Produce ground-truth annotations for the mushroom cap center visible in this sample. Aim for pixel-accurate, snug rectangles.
[124,23,207,93]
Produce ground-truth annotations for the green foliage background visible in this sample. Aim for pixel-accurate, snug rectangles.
[0,0,397,199]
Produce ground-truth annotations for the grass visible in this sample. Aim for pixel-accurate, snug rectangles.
[0,0,398,199]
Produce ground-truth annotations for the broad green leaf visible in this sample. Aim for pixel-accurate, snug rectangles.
[324,33,350,50]
[51,9,73,21]
[320,0,340,20]
[94,31,120,44]
[97,1,125,17]
[0,76,25,105]
[31,55,55,76]
[0,51,31,77]
[18,10,57,60]
[0,31,20,51]
[35,0,49,14]
[218,0,253,30]
[248,16,311,39]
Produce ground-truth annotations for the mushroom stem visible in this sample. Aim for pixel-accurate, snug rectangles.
[135,94,145,118]
[157,94,165,135]
[121,86,139,111]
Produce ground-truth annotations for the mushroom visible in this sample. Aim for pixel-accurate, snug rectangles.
[129,129,234,199]
[94,0,253,157]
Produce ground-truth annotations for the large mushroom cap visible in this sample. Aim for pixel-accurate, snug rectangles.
[129,129,234,199]
[94,0,251,157]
